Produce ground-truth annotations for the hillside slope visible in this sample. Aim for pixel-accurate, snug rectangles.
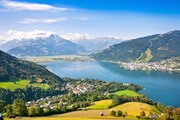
[0,50,63,85]
[112,102,160,116]
[93,30,180,62]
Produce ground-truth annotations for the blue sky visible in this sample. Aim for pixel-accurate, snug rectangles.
[0,0,180,39]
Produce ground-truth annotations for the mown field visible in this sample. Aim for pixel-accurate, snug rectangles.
[112,102,160,116]
[87,99,112,110]
[114,90,140,97]
[0,79,29,91]
[5,110,130,120]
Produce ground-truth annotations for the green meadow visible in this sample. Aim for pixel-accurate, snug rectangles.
[0,79,30,91]
[0,79,50,91]
[114,90,140,97]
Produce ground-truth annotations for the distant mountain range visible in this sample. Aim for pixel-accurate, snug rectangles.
[67,36,123,53]
[93,30,180,62]
[0,50,63,84]
[0,34,123,56]
[0,34,85,56]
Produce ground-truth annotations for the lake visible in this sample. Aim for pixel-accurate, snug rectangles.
[40,61,180,107]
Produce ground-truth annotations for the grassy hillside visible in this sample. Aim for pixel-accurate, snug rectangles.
[93,30,180,62]
[87,100,112,110]
[112,102,160,116]
[135,48,153,62]
[4,102,159,120]
[0,50,63,84]
[0,50,64,103]
[114,90,140,97]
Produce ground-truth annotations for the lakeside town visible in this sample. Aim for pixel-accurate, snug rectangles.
[118,57,180,72]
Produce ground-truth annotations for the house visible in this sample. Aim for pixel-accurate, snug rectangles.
[149,114,158,119]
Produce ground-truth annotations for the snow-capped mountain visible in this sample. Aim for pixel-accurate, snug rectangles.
[1,34,85,56]
[64,36,123,53]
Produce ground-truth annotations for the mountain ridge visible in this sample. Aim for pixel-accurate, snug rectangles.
[92,30,180,62]
[4,34,86,56]
[68,36,123,53]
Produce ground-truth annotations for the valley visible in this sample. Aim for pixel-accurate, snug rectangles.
[1,0,180,119]
[1,31,180,120]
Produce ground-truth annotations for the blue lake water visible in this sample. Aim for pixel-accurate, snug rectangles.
[40,62,180,107]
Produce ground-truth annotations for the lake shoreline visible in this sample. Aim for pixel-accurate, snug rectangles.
[24,55,180,73]
[98,60,180,73]
[40,61,180,107]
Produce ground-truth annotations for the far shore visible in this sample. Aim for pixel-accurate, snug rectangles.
[23,55,180,73]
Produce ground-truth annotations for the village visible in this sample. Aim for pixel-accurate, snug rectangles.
[66,79,104,94]
[119,58,180,72]
[25,79,104,111]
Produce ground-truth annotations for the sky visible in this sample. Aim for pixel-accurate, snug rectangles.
[0,0,180,40]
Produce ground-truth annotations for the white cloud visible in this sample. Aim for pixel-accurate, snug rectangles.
[20,17,67,24]
[0,29,56,41]
[61,33,122,41]
[0,0,72,11]
[61,33,94,40]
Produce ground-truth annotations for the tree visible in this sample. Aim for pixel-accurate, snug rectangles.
[12,99,28,116]
[90,94,98,102]
[156,102,164,112]
[173,108,180,120]
[111,95,120,107]
[5,105,13,116]
[0,100,6,113]
[36,107,44,116]
[165,106,173,119]
[28,107,36,117]
[140,111,146,118]
[44,106,51,114]
[110,110,116,116]
[116,110,123,117]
